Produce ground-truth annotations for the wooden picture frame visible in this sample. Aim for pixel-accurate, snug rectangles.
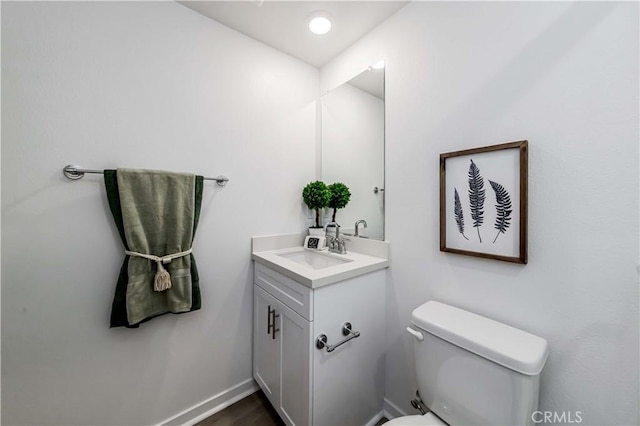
[440,140,528,264]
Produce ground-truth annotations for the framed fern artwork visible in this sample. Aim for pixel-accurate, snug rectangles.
[440,140,528,264]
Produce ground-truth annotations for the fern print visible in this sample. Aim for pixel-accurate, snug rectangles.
[468,159,485,243]
[489,180,512,243]
[454,188,469,240]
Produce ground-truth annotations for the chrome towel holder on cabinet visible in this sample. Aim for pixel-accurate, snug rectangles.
[315,322,361,353]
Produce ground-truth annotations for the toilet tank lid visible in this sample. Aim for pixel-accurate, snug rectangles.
[411,301,549,376]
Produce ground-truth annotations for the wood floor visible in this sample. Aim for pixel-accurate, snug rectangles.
[196,391,284,426]
[196,390,388,426]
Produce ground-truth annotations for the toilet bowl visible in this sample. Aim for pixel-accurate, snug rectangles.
[387,301,549,426]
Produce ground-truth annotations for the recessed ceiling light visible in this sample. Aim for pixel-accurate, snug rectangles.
[309,16,332,35]
[371,60,385,70]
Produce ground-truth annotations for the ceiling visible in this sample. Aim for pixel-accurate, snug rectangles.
[178,1,408,68]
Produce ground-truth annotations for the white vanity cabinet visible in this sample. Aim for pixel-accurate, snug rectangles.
[253,262,386,426]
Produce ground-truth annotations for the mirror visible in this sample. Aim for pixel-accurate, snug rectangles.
[321,64,385,240]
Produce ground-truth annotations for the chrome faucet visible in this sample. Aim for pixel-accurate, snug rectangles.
[324,222,347,254]
[354,219,368,237]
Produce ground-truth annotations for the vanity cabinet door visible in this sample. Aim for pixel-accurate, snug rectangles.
[254,285,312,426]
[253,286,281,408]
[279,301,312,426]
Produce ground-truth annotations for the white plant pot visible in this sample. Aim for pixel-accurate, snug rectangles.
[308,227,325,237]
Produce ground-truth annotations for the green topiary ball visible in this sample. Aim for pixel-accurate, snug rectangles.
[328,182,351,222]
[302,181,331,227]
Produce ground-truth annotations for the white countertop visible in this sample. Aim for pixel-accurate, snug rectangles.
[251,234,389,288]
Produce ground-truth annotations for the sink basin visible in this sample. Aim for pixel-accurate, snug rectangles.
[277,250,353,270]
[252,235,390,288]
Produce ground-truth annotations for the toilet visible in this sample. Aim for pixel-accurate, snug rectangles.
[387,301,549,426]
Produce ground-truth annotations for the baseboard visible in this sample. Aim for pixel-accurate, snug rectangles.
[364,411,385,426]
[158,378,259,426]
[157,382,411,426]
[383,397,408,420]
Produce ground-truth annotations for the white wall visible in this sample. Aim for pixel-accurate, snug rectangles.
[322,82,384,239]
[1,2,317,425]
[322,2,639,425]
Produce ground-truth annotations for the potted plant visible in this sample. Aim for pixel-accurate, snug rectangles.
[302,180,331,235]
[328,182,351,222]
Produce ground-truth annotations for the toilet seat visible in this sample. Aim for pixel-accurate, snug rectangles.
[385,412,446,425]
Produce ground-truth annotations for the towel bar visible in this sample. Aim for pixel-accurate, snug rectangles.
[63,164,229,187]
[315,322,361,353]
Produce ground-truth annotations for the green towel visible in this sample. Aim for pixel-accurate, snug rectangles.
[104,170,203,328]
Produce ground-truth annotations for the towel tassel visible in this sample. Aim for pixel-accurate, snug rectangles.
[154,261,172,291]
[125,248,193,292]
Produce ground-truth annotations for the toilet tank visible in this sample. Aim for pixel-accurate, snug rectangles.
[410,301,549,426]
